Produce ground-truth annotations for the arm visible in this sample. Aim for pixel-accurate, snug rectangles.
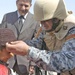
[28,28,75,72]
[0,14,7,28]
[1,14,6,24]
[28,39,75,73]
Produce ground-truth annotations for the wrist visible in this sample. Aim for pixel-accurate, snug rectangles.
[27,46,31,55]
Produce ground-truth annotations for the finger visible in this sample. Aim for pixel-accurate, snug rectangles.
[8,41,20,44]
[6,42,15,50]
[10,53,14,57]
[6,42,12,47]
[6,47,17,54]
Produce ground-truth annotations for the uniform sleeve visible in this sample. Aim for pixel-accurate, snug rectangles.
[27,28,75,73]
[26,32,44,49]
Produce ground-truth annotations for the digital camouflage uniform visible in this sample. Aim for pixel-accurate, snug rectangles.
[26,0,75,75]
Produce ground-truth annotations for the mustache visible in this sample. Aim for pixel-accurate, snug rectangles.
[21,10,28,13]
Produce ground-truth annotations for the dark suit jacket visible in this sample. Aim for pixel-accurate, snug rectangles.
[1,10,40,73]
[1,11,39,40]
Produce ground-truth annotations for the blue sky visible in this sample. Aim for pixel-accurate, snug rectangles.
[0,0,75,23]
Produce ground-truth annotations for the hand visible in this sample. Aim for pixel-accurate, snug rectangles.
[6,41,30,56]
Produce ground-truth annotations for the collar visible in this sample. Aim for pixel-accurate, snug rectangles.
[45,15,75,40]
[17,11,28,19]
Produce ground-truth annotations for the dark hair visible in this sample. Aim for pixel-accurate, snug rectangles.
[17,0,32,4]
[0,28,16,50]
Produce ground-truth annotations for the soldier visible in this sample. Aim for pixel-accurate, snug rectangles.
[6,0,75,75]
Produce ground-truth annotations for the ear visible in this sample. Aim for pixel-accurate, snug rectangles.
[16,0,18,6]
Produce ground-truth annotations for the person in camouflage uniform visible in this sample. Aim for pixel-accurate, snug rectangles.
[6,0,75,75]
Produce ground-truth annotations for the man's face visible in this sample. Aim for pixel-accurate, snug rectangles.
[41,19,53,31]
[0,48,14,62]
[16,0,31,16]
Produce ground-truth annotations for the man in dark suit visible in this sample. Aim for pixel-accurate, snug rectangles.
[1,0,40,75]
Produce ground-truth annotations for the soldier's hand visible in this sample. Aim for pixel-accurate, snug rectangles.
[6,41,30,56]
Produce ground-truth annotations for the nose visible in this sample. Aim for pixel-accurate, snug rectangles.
[21,5,26,10]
